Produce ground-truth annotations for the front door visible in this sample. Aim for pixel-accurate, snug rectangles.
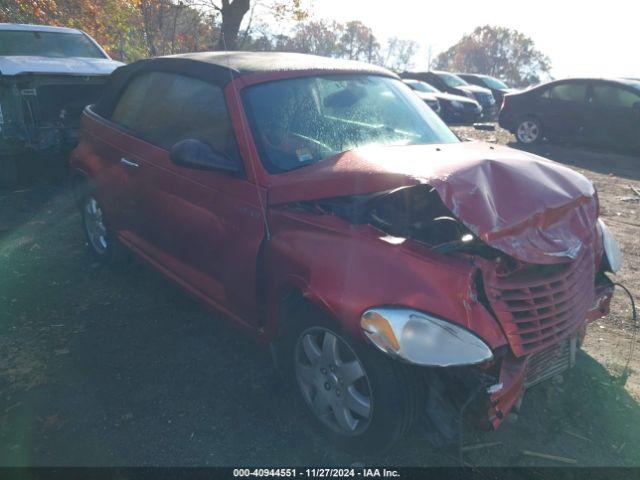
[586,82,640,150]
[537,81,589,141]
[107,71,266,325]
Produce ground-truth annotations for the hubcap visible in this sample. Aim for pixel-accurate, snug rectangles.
[295,327,372,436]
[83,197,108,255]
[517,120,540,144]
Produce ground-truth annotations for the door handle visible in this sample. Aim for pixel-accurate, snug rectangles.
[120,157,139,169]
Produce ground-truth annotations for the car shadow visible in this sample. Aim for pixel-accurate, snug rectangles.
[449,351,640,467]
[509,142,640,181]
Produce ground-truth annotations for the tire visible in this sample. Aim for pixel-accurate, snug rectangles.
[0,156,18,189]
[515,116,543,144]
[277,299,418,454]
[80,193,125,264]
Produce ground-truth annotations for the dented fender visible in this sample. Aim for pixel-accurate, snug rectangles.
[261,207,508,350]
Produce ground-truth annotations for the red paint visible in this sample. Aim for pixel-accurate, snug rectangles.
[70,66,613,431]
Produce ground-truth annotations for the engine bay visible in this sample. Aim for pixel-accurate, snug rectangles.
[306,185,504,258]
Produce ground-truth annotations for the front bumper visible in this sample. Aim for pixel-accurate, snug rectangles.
[418,276,614,445]
[485,278,614,429]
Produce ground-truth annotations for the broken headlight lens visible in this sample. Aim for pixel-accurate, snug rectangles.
[361,308,493,367]
[598,218,622,273]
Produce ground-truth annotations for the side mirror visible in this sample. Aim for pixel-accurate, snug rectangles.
[473,123,496,131]
[170,139,239,173]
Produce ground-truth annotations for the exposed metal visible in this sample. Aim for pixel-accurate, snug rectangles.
[525,336,577,388]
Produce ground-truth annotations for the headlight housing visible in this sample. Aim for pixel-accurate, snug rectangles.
[598,218,622,273]
[361,308,493,367]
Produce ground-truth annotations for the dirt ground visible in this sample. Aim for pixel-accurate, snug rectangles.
[0,126,638,467]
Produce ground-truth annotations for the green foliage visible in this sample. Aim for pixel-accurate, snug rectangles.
[433,25,552,87]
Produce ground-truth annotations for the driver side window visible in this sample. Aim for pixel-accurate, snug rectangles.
[591,85,640,108]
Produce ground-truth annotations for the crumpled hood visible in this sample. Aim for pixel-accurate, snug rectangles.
[268,142,598,264]
[0,56,123,76]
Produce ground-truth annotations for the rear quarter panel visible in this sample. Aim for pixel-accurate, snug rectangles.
[69,110,134,227]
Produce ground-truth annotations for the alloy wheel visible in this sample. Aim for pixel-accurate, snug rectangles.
[83,196,108,255]
[517,120,541,144]
[294,327,373,436]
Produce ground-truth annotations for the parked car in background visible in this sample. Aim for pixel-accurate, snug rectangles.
[401,79,441,115]
[457,73,516,107]
[499,77,640,153]
[403,79,482,124]
[0,23,123,187]
[71,52,619,453]
[402,70,497,118]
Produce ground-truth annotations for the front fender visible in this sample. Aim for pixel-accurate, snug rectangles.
[263,209,508,350]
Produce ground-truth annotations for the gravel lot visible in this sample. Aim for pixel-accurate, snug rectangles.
[0,125,638,467]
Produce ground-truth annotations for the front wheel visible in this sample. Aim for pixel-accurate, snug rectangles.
[515,117,543,144]
[280,302,418,454]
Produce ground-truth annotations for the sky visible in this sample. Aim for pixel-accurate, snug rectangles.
[296,0,639,79]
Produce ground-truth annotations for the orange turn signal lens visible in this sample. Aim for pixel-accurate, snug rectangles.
[361,310,400,352]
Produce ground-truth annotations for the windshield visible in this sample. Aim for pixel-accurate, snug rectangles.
[406,80,439,93]
[437,72,468,88]
[482,76,509,90]
[0,30,106,58]
[242,75,459,174]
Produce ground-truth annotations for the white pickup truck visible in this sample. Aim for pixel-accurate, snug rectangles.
[0,23,123,187]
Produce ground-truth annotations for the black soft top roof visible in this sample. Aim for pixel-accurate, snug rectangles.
[166,51,396,77]
[94,51,397,118]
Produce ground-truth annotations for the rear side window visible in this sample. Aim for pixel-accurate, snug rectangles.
[542,83,587,102]
[592,85,640,108]
[111,71,239,160]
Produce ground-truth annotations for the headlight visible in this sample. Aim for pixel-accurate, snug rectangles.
[451,100,464,109]
[361,308,493,367]
[598,218,622,273]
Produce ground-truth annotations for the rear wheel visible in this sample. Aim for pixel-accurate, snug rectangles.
[279,300,418,454]
[516,117,543,144]
[81,194,125,264]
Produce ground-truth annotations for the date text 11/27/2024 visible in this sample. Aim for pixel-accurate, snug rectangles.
[232,469,401,478]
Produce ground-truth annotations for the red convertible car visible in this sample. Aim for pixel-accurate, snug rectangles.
[70,52,621,453]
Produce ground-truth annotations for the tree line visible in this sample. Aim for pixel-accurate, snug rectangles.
[1,1,551,86]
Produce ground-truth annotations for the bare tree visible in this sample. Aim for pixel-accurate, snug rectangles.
[288,19,343,57]
[185,0,307,50]
[339,21,380,62]
[382,37,418,71]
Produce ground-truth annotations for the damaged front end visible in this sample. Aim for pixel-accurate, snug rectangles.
[268,144,619,442]
[302,183,614,437]
[0,73,110,184]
